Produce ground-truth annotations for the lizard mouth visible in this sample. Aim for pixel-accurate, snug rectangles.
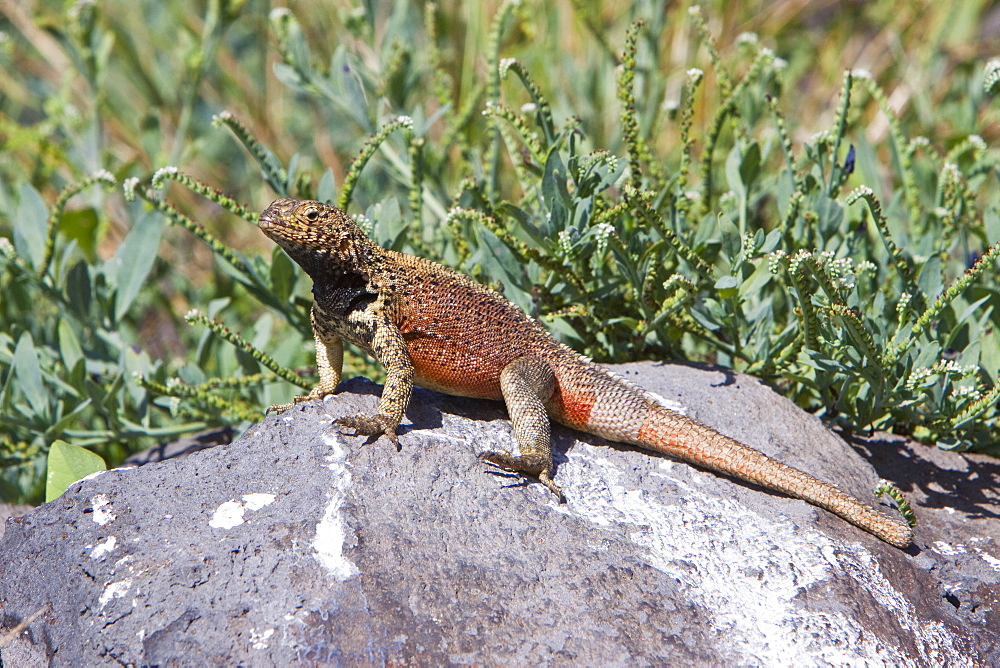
[257,213,283,242]
[257,211,277,231]
[258,198,299,236]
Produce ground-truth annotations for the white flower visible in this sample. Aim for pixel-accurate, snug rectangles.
[122,177,140,200]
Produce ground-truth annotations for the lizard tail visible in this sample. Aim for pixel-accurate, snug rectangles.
[635,406,914,548]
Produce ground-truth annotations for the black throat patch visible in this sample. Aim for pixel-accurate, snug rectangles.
[311,267,377,319]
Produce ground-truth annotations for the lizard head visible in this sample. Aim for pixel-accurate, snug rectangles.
[258,198,376,277]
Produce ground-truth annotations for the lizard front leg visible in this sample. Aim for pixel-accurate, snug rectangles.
[267,309,344,414]
[479,355,563,500]
[335,315,414,449]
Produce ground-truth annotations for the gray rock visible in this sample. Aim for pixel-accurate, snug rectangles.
[0,504,33,541]
[1,362,997,665]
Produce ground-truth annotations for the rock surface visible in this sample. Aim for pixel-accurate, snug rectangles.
[1,362,998,665]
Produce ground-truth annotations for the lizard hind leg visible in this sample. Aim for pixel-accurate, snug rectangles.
[479,355,564,501]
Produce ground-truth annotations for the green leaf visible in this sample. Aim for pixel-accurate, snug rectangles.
[916,254,943,301]
[715,275,740,296]
[46,398,93,439]
[542,148,570,232]
[59,207,102,261]
[985,207,1000,246]
[690,303,722,331]
[13,182,49,270]
[760,228,783,254]
[813,195,844,239]
[739,142,761,190]
[954,296,991,329]
[317,168,337,204]
[112,209,164,322]
[739,260,774,298]
[57,318,84,373]
[719,216,741,259]
[725,145,745,202]
[12,331,47,418]
[45,440,106,502]
[273,62,305,90]
[66,260,92,318]
[270,247,297,303]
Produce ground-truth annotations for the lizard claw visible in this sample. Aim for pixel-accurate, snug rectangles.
[479,451,565,502]
[335,413,401,450]
[266,392,325,415]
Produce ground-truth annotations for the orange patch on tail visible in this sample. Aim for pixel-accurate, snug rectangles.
[549,384,595,429]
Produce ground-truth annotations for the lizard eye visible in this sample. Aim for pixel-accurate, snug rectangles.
[303,207,320,222]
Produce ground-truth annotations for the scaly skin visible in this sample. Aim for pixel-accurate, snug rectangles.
[259,198,914,548]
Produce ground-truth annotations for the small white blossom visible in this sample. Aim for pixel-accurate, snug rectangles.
[767,250,787,274]
[809,130,833,144]
[905,367,933,389]
[846,185,874,204]
[68,0,95,20]
[594,223,615,257]
[951,385,978,399]
[122,177,140,201]
[499,58,517,77]
[350,213,373,233]
[788,249,812,273]
[557,229,573,255]
[896,292,912,314]
[152,166,180,189]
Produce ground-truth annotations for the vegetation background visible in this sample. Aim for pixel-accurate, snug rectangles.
[1,0,999,504]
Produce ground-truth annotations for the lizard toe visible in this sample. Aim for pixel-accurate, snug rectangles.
[266,391,327,415]
[335,413,401,449]
[479,451,563,500]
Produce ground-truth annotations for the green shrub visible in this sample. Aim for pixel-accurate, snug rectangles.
[2,1,999,503]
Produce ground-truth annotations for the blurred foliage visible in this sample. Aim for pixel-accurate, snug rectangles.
[1,0,999,503]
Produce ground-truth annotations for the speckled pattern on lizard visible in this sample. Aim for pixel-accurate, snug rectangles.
[258,197,914,548]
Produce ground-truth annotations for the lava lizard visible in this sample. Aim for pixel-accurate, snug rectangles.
[258,197,914,548]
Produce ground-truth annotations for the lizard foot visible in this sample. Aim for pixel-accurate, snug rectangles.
[266,392,324,415]
[335,413,400,450]
[479,451,565,502]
